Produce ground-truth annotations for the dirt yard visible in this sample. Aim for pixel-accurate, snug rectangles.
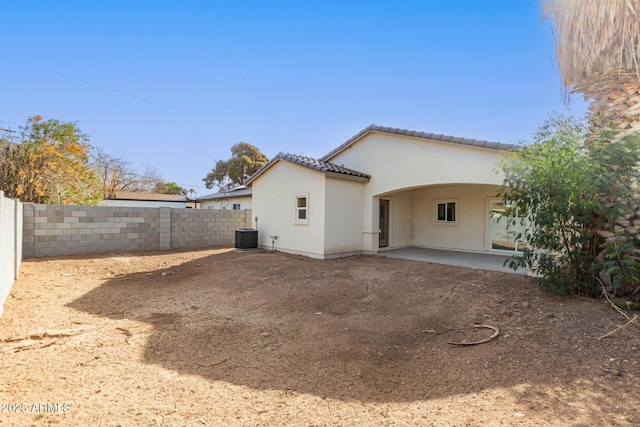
[0,248,639,426]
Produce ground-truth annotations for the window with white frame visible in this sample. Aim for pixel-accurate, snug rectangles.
[295,195,308,223]
[434,200,457,224]
[232,203,241,210]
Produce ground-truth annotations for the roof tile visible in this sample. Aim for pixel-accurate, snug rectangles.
[246,153,371,185]
[279,153,370,178]
[320,125,520,162]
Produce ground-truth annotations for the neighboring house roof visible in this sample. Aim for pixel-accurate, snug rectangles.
[246,152,371,185]
[198,186,253,201]
[105,191,191,202]
[320,124,520,162]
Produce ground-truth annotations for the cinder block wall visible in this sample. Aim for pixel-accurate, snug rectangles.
[171,208,253,248]
[23,205,253,258]
[0,191,22,318]
[23,205,161,257]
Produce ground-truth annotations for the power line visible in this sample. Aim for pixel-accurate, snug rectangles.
[3,55,330,151]
[215,120,326,150]
[174,182,210,191]
[1,55,178,110]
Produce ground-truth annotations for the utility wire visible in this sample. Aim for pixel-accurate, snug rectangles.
[3,55,329,151]
[1,55,178,111]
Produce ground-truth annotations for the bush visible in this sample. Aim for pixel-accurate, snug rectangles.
[498,115,640,297]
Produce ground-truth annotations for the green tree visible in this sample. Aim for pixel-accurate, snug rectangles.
[203,142,268,190]
[0,115,102,205]
[540,2,640,301]
[154,181,187,195]
[498,115,640,297]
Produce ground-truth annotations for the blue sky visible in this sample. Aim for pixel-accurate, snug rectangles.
[0,1,587,194]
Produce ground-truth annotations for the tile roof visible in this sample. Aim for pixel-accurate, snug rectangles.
[246,152,370,185]
[198,186,253,201]
[320,124,520,162]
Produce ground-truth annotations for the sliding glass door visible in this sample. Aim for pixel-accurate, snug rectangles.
[489,201,525,252]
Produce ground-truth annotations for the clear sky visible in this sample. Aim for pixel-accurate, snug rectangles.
[0,1,588,195]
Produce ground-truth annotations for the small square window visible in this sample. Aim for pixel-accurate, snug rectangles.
[295,195,308,223]
[232,203,241,210]
[434,200,457,223]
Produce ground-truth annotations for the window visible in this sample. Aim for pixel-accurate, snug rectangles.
[434,200,457,223]
[490,201,526,252]
[232,203,241,210]
[295,195,308,223]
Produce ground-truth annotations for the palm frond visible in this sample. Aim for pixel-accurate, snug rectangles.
[543,0,640,89]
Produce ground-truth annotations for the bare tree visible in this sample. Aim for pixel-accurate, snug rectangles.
[134,165,164,193]
[92,149,163,196]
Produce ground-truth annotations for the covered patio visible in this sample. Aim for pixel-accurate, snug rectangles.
[379,247,527,275]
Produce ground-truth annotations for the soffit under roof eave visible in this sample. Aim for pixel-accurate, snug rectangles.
[325,171,370,183]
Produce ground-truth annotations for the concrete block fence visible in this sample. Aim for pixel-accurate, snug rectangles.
[22,205,253,258]
[170,208,253,249]
[0,191,23,318]
[1,201,251,318]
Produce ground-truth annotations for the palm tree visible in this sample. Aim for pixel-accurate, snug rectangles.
[544,0,640,297]
[543,0,640,135]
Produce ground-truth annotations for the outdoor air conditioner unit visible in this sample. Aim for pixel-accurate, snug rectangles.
[235,228,258,250]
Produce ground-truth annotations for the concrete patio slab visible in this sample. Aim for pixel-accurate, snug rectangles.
[379,247,527,275]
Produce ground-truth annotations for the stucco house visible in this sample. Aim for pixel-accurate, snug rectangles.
[100,191,197,208]
[246,125,522,259]
[197,186,252,210]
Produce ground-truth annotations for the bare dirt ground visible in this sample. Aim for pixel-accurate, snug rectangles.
[1,248,639,426]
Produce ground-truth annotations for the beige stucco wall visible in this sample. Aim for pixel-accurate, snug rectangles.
[411,184,499,252]
[251,131,510,258]
[252,161,327,258]
[375,185,500,252]
[326,132,508,252]
[323,176,365,255]
[327,133,506,194]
